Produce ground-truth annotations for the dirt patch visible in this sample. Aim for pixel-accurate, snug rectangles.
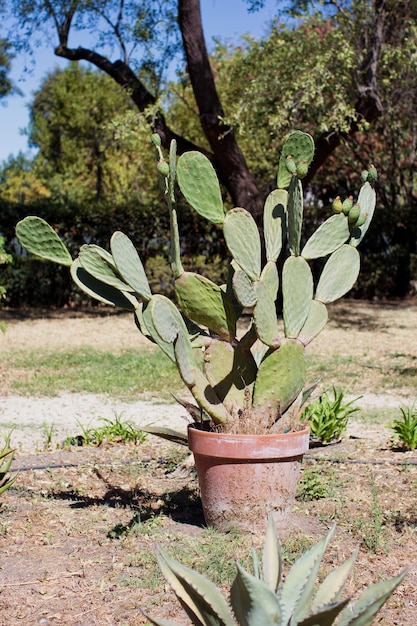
[0,302,416,624]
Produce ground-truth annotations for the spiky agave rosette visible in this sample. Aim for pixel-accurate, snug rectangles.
[15,131,376,437]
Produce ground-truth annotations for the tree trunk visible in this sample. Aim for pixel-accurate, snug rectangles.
[178,0,263,218]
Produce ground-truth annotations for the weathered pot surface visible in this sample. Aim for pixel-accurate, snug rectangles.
[187,424,310,533]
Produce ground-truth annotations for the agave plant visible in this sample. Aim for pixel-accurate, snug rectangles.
[15,131,376,436]
[0,433,18,496]
[145,516,409,626]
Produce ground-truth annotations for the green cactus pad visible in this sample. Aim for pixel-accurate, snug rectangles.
[16,216,72,266]
[224,208,261,281]
[349,182,376,247]
[316,244,360,303]
[287,176,304,256]
[71,259,137,310]
[277,131,315,189]
[263,189,288,262]
[298,300,328,346]
[232,268,258,308]
[110,231,152,301]
[175,272,237,341]
[141,301,176,362]
[253,280,280,348]
[149,293,185,344]
[260,261,279,302]
[282,256,313,338]
[253,340,306,417]
[301,214,350,260]
[177,151,224,224]
[174,331,197,387]
[203,339,257,406]
[78,244,133,292]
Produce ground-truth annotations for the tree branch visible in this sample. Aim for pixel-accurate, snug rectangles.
[54,44,212,160]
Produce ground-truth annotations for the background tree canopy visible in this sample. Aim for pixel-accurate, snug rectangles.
[0,0,417,304]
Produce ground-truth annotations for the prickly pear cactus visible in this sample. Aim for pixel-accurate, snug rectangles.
[15,130,377,435]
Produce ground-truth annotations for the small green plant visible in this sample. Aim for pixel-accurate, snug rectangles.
[0,234,12,303]
[42,421,56,449]
[302,386,361,444]
[297,466,331,501]
[63,413,146,447]
[355,474,386,554]
[390,403,417,451]
[0,432,18,497]
[145,516,409,626]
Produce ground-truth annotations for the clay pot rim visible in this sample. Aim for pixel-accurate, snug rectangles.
[187,424,310,460]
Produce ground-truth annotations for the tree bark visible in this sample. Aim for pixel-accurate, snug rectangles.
[178,0,263,218]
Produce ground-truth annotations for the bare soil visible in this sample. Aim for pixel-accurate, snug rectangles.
[0,302,416,625]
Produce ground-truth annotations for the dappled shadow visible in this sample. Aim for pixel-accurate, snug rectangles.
[46,465,205,531]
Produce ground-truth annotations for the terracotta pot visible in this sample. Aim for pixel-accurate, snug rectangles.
[188,425,310,533]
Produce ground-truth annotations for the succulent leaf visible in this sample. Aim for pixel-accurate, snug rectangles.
[110,231,152,300]
[260,261,279,302]
[253,280,280,348]
[310,550,358,612]
[277,130,315,189]
[253,340,306,417]
[282,256,313,338]
[262,514,282,593]
[15,216,72,266]
[156,548,236,626]
[141,302,176,362]
[230,563,282,626]
[298,300,328,346]
[301,214,350,260]
[175,272,237,341]
[70,259,137,310]
[287,175,304,256]
[232,269,258,308]
[349,182,376,247]
[338,567,410,626]
[224,208,262,281]
[315,245,360,304]
[264,189,288,262]
[203,339,257,407]
[78,244,133,292]
[279,525,336,624]
[177,151,224,224]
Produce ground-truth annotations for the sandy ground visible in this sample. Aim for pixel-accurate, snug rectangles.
[1,302,416,451]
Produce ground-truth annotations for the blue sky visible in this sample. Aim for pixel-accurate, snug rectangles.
[0,0,278,164]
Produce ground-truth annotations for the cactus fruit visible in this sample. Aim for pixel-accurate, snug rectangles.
[15,131,376,435]
[146,516,409,626]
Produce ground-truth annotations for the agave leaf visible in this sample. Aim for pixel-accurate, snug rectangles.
[297,598,350,626]
[262,514,282,593]
[230,563,282,626]
[141,426,189,447]
[157,548,236,626]
[71,259,138,310]
[337,567,410,626]
[279,525,336,624]
[310,549,358,612]
[0,473,19,495]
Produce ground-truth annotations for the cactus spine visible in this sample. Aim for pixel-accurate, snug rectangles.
[15,130,376,434]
